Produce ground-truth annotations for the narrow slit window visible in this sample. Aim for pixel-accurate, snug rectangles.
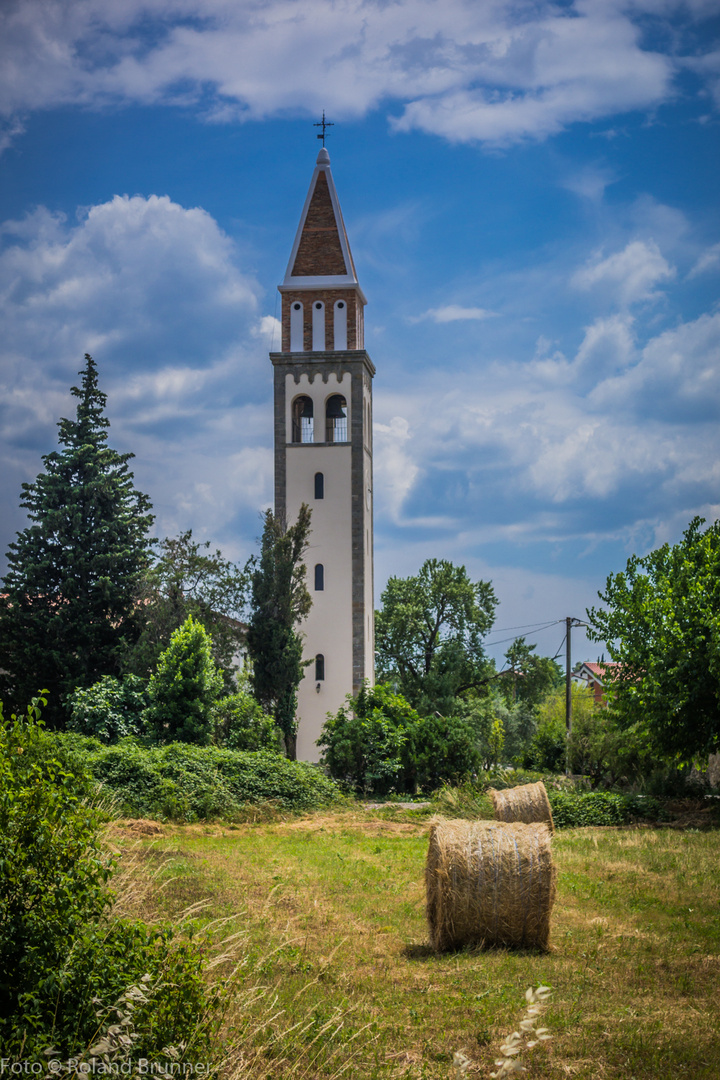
[290,302,304,352]
[314,472,324,499]
[312,300,326,351]
[315,654,325,681]
[291,395,313,443]
[314,563,324,591]
[325,394,347,443]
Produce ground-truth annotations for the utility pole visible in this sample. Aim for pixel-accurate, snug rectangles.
[565,616,587,775]
[566,616,573,738]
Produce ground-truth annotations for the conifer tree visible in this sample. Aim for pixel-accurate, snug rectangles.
[144,615,223,745]
[0,355,154,724]
[246,505,312,759]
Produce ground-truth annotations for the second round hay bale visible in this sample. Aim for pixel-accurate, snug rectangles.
[489,781,554,833]
[426,819,556,952]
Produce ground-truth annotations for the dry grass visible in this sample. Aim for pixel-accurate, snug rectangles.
[106,809,720,1079]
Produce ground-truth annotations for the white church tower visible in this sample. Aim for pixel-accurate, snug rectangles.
[270,144,375,761]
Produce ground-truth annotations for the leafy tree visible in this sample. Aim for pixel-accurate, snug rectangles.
[490,696,538,764]
[0,355,153,725]
[522,685,597,772]
[246,506,312,759]
[68,674,148,743]
[587,517,720,760]
[127,530,248,689]
[500,637,563,708]
[375,558,497,713]
[144,615,223,745]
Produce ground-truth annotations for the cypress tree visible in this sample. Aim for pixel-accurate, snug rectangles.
[246,505,312,759]
[0,355,154,724]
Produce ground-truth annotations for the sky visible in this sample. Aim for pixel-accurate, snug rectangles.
[1,0,719,670]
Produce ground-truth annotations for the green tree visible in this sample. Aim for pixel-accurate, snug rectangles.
[587,517,720,760]
[144,615,223,745]
[127,530,248,687]
[375,559,497,713]
[523,685,597,772]
[501,637,563,708]
[0,355,153,725]
[245,506,312,759]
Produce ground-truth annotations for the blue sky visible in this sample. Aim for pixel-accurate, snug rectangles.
[1,0,719,668]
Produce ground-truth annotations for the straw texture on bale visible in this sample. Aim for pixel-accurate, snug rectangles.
[489,781,554,833]
[426,820,556,952]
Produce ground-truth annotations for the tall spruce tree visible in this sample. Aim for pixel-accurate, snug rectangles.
[0,355,154,724]
[246,505,312,759]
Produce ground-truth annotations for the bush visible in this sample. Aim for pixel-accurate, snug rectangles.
[0,694,219,1061]
[144,615,223,744]
[67,674,148,743]
[318,684,486,796]
[548,790,670,827]
[74,740,342,819]
[318,683,417,797]
[213,684,281,752]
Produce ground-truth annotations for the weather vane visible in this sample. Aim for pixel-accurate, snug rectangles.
[314,110,334,146]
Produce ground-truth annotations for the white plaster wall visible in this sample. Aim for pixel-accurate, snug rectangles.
[286,440,353,762]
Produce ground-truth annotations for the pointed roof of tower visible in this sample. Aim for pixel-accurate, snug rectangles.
[281,147,364,299]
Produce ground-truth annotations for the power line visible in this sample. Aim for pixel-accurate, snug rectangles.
[485,620,563,648]
[487,619,565,635]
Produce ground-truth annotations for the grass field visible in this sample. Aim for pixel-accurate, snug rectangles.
[110,808,720,1080]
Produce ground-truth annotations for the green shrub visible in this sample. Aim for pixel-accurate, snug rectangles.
[0,693,112,1030]
[213,686,281,752]
[548,790,669,827]
[67,674,149,743]
[0,694,219,1061]
[75,740,341,819]
[318,683,416,797]
[144,615,223,744]
[318,684,485,796]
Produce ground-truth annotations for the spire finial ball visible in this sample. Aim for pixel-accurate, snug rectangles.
[316,146,330,165]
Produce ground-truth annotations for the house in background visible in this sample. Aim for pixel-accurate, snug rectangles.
[571,661,620,705]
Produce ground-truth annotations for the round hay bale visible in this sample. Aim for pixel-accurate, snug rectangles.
[426,820,556,952]
[489,781,554,833]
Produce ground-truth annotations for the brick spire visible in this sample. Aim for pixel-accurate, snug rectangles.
[282,147,361,290]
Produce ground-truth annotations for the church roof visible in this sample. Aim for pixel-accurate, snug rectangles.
[280,147,364,299]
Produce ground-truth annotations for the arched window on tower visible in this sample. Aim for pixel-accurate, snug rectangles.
[333,300,347,350]
[315,654,325,681]
[292,395,313,443]
[314,472,324,499]
[312,300,325,350]
[290,301,304,352]
[325,395,347,443]
[314,563,324,591]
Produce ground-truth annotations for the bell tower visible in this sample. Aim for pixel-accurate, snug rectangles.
[271,144,375,761]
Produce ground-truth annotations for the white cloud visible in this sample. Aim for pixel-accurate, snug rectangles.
[562,163,618,202]
[372,303,720,542]
[688,241,720,279]
[572,239,676,305]
[0,0,696,150]
[412,305,497,323]
[0,193,270,565]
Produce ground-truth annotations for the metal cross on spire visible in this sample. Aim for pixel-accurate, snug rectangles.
[314,110,334,146]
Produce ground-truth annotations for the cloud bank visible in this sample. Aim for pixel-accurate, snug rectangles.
[1,0,716,150]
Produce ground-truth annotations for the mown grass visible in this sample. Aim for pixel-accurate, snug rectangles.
[110,809,720,1079]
